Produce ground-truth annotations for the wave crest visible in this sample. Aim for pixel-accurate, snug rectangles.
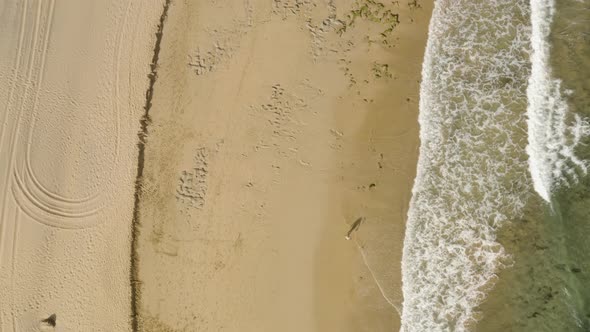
[401,0,532,330]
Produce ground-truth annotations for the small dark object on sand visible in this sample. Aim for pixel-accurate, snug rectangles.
[345,217,364,240]
[41,314,56,327]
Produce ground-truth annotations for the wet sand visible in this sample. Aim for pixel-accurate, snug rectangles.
[135,0,432,331]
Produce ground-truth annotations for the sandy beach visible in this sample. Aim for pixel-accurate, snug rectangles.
[0,0,161,330]
[0,0,432,331]
[135,1,432,331]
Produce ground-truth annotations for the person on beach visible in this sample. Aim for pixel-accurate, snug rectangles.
[345,217,363,240]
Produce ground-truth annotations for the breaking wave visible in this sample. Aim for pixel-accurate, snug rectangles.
[526,0,590,202]
[401,0,532,330]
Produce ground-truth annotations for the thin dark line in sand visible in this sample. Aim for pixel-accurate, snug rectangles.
[130,0,171,331]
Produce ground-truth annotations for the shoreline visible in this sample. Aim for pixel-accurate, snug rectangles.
[134,1,433,331]
[317,3,433,329]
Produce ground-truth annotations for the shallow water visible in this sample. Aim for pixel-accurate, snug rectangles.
[401,0,533,330]
[401,0,590,330]
[476,1,590,331]
[550,0,590,328]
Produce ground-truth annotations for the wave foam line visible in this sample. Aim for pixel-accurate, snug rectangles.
[401,0,532,330]
[526,0,590,202]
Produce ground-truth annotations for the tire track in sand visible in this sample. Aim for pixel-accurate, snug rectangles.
[18,0,131,207]
[0,0,28,270]
[12,0,133,230]
[0,0,54,331]
[10,207,21,332]
[2,0,54,238]
[0,0,28,273]
[0,0,38,268]
[0,0,28,151]
[0,2,51,327]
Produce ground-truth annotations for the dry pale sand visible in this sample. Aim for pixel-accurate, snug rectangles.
[136,1,432,332]
[0,0,162,330]
[0,0,431,331]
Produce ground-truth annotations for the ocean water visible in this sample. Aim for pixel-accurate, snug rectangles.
[531,0,590,328]
[401,0,590,331]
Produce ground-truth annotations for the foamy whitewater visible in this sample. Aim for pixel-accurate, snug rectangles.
[402,0,590,330]
[401,0,532,330]
[526,0,590,202]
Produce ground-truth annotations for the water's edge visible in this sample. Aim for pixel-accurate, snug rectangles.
[401,0,532,330]
[401,0,590,330]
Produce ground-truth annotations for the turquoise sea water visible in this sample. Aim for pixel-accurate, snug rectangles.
[401,0,590,331]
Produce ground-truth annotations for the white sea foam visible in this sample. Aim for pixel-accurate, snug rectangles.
[401,0,532,330]
[526,0,590,202]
